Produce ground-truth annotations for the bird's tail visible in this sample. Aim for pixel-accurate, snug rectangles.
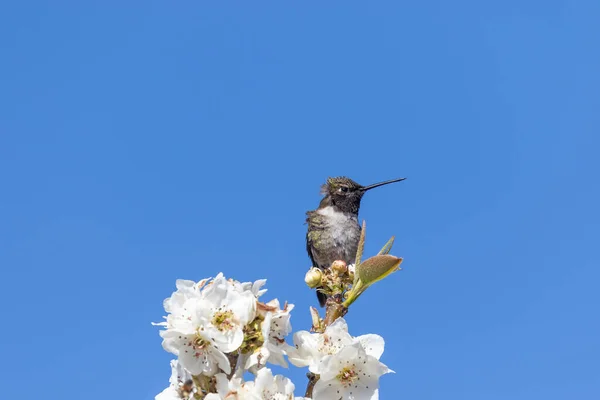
[316,289,327,307]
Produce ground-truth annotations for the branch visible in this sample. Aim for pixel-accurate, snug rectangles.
[323,294,348,326]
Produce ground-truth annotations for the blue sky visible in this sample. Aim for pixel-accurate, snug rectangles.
[1,2,599,399]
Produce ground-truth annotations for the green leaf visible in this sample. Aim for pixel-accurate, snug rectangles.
[357,255,403,286]
[377,236,395,255]
[354,220,367,267]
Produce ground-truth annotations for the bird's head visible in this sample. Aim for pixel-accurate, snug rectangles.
[319,176,406,214]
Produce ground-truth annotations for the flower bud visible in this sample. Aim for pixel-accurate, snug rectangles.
[304,268,323,288]
[331,260,347,274]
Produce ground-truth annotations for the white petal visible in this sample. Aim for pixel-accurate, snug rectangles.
[326,317,349,335]
[227,290,257,325]
[314,322,353,361]
[169,359,192,386]
[159,330,185,356]
[252,279,268,297]
[364,355,395,377]
[274,374,295,395]
[251,368,296,399]
[202,282,229,308]
[214,373,234,396]
[355,334,385,359]
[204,323,244,353]
[194,297,215,322]
[313,380,343,400]
[210,346,232,375]
[245,345,271,370]
[253,367,275,390]
[318,344,361,381]
[174,334,231,376]
[265,344,288,368]
[265,298,280,309]
[287,331,319,370]
[155,386,180,400]
[179,348,212,376]
[167,298,200,334]
[348,385,379,400]
[214,272,225,280]
[321,318,353,352]
[270,309,293,340]
[262,312,273,337]
[175,279,197,291]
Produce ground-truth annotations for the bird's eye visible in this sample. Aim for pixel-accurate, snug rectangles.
[340,187,349,193]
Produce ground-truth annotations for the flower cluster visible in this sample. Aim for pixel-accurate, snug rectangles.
[288,319,392,399]
[158,361,306,400]
[154,273,393,399]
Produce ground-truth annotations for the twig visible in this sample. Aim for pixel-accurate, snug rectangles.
[305,372,318,397]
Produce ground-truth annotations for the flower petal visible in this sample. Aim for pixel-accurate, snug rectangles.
[355,334,385,359]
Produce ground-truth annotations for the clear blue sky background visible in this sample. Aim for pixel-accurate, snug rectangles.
[1,2,598,399]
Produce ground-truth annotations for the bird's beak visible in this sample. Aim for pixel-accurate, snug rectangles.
[361,178,406,192]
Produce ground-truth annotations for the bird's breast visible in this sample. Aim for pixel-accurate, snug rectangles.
[316,206,361,262]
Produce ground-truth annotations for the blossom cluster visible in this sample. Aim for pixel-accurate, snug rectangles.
[156,360,302,400]
[288,319,392,399]
[154,273,393,399]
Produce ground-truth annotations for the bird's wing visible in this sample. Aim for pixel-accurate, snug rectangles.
[306,210,326,269]
[306,210,329,307]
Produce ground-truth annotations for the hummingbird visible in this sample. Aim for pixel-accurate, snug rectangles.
[305,176,406,307]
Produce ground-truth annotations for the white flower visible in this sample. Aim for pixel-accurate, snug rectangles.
[153,280,203,330]
[313,343,393,400]
[246,299,295,371]
[246,367,297,400]
[266,300,294,363]
[288,318,352,373]
[155,360,195,400]
[204,373,256,400]
[156,273,258,376]
[288,318,385,374]
[197,274,257,352]
[160,329,231,376]
[164,279,206,311]
[203,370,306,400]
